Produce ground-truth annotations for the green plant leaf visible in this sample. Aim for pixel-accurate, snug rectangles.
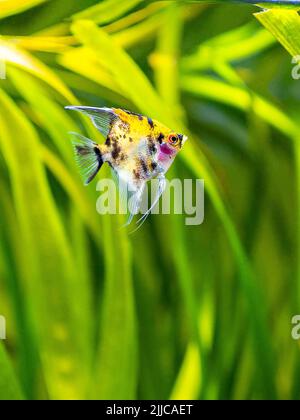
[181,22,275,71]
[72,0,143,24]
[255,9,300,56]
[153,2,205,397]
[0,88,92,399]
[0,343,23,400]
[0,39,76,102]
[0,0,47,19]
[176,0,300,9]
[170,343,202,400]
[87,162,137,399]
[181,75,297,138]
[58,47,124,95]
[1,35,76,52]
[253,7,300,345]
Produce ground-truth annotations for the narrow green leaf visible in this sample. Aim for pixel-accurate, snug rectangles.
[170,343,201,400]
[90,171,137,399]
[72,0,143,24]
[175,0,300,9]
[181,22,275,71]
[0,89,91,399]
[1,35,75,52]
[0,344,23,400]
[0,0,47,19]
[0,39,76,102]
[154,2,205,397]
[181,75,297,138]
[58,47,124,95]
[255,9,300,56]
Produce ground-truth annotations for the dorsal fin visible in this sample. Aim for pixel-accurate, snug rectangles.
[65,106,118,138]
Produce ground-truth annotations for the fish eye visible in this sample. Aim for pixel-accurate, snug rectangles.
[168,134,179,145]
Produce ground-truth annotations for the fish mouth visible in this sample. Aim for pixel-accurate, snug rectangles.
[160,143,176,156]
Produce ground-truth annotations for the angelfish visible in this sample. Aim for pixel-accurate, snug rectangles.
[65,106,188,226]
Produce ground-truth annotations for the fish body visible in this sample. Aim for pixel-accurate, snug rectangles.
[65,106,187,226]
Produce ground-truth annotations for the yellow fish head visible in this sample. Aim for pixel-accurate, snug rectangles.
[155,124,188,158]
[165,132,188,151]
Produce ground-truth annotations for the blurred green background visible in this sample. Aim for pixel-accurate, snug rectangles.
[0,0,300,400]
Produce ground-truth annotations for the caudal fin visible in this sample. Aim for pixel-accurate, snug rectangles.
[70,132,103,185]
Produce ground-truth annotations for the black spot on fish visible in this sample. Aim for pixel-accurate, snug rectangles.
[105,136,111,147]
[140,159,148,175]
[147,117,154,129]
[123,134,126,139]
[129,137,133,142]
[157,133,164,144]
[112,147,121,160]
[151,161,158,171]
[148,137,157,154]
[123,109,144,121]
[150,145,156,154]
[120,153,127,161]
[94,147,103,166]
[76,146,90,156]
[111,139,121,160]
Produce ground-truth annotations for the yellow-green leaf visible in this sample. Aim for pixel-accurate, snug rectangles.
[0,344,23,400]
[0,89,92,399]
[255,9,300,56]
[0,0,47,19]
[2,35,76,52]
[72,0,143,24]
[0,39,75,102]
